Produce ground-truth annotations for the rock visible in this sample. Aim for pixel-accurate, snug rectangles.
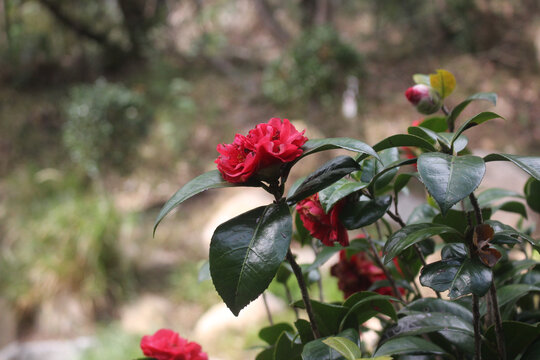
[0,337,94,360]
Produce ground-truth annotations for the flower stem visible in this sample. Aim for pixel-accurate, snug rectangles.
[286,248,321,339]
[261,292,274,326]
[472,294,482,360]
[283,282,299,319]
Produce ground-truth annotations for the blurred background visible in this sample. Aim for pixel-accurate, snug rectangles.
[0,1,539,359]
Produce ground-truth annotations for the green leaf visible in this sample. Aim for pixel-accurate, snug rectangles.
[361,148,401,190]
[483,321,540,360]
[522,339,540,360]
[407,204,439,224]
[374,336,449,358]
[318,179,368,213]
[295,319,315,344]
[495,259,538,285]
[322,337,363,360]
[433,209,489,242]
[430,69,456,99]
[340,292,398,331]
[301,329,359,360]
[293,300,349,337]
[210,202,292,315]
[419,116,448,132]
[413,73,431,85]
[476,188,523,208]
[394,173,417,195]
[446,92,497,130]
[408,126,439,145]
[400,298,473,323]
[307,245,345,273]
[154,170,239,234]
[417,153,486,215]
[287,156,361,204]
[259,323,295,345]
[383,223,460,264]
[436,132,468,153]
[479,284,540,316]
[440,243,468,260]
[368,159,416,192]
[484,153,540,181]
[340,196,392,230]
[524,177,540,213]
[256,348,274,360]
[274,331,303,360]
[373,134,437,152]
[420,258,492,298]
[300,138,379,161]
[383,312,473,339]
[451,112,502,149]
[494,200,528,218]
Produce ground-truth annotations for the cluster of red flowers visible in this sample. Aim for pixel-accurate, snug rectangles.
[140,329,208,360]
[330,249,405,299]
[296,194,349,247]
[215,118,308,183]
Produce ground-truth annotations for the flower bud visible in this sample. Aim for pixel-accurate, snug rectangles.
[405,84,442,115]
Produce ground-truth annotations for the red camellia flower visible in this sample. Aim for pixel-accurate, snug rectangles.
[404,84,441,115]
[140,329,208,360]
[330,249,405,298]
[215,118,308,183]
[296,194,349,247]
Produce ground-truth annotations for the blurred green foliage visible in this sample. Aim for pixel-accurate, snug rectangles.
[63,79,153,177]
[0,168,130,311]
[263,26,364,106]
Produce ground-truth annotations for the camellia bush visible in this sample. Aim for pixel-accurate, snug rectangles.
[141,70,540,360]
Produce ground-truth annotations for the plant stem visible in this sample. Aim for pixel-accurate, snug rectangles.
[472,294,482,360]
[362,229,404,302]
[283,282,299,319]
[261,292,274,325]
[489,283,506,360]
[468,193,506,359]
[310,242,325,302]
[286,248,321,339]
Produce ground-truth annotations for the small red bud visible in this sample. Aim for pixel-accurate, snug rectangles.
[405,84,442,115]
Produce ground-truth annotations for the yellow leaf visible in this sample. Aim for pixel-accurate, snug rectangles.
[429,69,456,99]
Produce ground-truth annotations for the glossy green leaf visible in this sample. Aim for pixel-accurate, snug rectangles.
[256,348,274,360]
[394,173,417,195]
[210,202,292,315]
[301,329,359,360]
[524,177,540,213]
[361,148,400,190]
[483,321,540,360]
[322,337,362,360]
[300,138,379,161]
[374,336,449,358]
[293,299,349,337]
[287,156,361,204]
[494,200,528,218]
[480,284,540,316]
[154,170,238,234]
[476,188,523,208]
[451,112,502,148]
[522,339,540,360]
[484,153,540,181]
[368,158,416,192]
[433,209,489,242]
[446,92,497,130]
[383,223,460,264]
[274,331,303,360]
[373,134,437,152]
[318,179,368,213]
[407,204,439,224]
[400,298,473,323]
[295,319,314,344]
[495,259,538,285]
[340,195,392,230]
[440,243,468,260]
[259,323,295,345]
[417,153,486,215]
[383,312,473,340]
[419,116,448,132]
[340,292,398,331]
[436,132,468,153]
[408,126,439,145]
[420,258,492,298]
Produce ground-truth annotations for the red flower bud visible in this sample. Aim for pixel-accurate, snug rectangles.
[405,84,442,115]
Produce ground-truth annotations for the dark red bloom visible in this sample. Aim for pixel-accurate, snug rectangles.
[296,194,349,247]
[330,250,405,298]
[215,118,308,183]
[140,329,208,360]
